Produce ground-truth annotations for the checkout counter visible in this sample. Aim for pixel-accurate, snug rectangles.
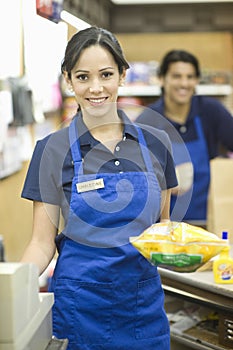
[0,263,68,350]
[1,261,232,350]
[159,266,233,350]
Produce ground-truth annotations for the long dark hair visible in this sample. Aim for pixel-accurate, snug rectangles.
[61,26,129,79]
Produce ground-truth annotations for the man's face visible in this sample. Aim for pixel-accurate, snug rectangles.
[160,62,199,105]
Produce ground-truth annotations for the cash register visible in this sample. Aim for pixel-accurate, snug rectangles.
[0,262,68,350]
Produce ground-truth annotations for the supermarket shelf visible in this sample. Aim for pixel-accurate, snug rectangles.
[171,332,226,350]
[118,84,232,97]
[0,162,22,180]
[159,268,233,350]
[118,85,161,96]
[196,84,232,96]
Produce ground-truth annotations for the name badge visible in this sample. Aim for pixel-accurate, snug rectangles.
[76,178,105,193]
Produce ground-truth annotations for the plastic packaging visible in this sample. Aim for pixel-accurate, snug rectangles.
[130,221,229,272]
[213,231,233,283]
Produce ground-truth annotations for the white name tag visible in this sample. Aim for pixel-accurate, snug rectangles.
[76,178,105,193]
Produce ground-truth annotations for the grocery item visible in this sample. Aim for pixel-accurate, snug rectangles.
[213,231,233,284]
[130,221,228,272]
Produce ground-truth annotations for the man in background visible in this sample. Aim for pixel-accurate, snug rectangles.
[136,49,233,225]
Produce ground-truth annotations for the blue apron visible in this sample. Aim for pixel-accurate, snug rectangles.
[170,116,210,222]
[49,118,170,350]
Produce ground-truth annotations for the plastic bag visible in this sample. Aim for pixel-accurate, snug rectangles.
[130,221,228,272]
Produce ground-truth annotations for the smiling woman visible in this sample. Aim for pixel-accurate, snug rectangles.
[20,26,178,350]
[64,45,125,123]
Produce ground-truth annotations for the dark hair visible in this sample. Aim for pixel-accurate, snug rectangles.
[158,50,201,78]
[61,26,129,79]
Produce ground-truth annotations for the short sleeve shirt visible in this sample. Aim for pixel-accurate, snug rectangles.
[22,110,177,222]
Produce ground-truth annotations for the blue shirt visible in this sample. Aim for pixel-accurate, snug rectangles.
[22,110,177,223]
[136,95,233,159]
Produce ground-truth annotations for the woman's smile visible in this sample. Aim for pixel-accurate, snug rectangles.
[69,45,124,116]
[87,97,108,106]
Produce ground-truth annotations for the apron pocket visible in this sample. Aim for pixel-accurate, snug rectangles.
[135,274,169,340]
[53,278,113,345]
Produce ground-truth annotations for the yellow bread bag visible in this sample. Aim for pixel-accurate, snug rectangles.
[130,221,228,272]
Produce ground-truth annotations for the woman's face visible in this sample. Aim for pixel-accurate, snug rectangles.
[68,45,125,117]
[160,62,199,106]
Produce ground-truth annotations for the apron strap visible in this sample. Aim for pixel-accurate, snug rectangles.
[135,125,154,174]
[69,117,83,175]
[69,118,155,176]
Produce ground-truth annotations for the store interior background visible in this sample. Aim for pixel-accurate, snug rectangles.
[0,0,233,263]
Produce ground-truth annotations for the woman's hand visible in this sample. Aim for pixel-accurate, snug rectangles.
[20,201,60,275]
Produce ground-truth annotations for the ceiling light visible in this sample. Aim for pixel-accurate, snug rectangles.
[60,10,91,30]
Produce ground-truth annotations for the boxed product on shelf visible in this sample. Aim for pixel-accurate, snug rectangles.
[125,61,159,86]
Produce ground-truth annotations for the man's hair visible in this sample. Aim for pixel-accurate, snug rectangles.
[158,49,201,78]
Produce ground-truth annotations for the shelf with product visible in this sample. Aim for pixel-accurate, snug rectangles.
[117,83,233,122]
[117,60,233,121]
[159,264,233,350]
[59,61,233,123]
[118,84,233,98]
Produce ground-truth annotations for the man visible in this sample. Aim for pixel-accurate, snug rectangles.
[136,49,233,224]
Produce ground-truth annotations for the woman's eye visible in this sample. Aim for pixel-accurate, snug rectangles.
[77,74,88,81]
[102,71,113,78]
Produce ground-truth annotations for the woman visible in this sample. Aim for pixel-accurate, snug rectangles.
[136,50,233,224]
[21,27,177,350]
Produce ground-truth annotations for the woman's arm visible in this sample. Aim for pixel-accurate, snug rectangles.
[20,201,60,275]
[160,189,171,221]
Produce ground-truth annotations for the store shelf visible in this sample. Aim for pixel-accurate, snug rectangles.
[159,268,233,350]
[171,331,226,350]
[118,84,232,97]
[0,163,22,180]
[196,84,232,96]
[118,85,161,96]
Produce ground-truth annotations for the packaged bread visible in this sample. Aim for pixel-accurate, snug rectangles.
[130,221,228,272]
